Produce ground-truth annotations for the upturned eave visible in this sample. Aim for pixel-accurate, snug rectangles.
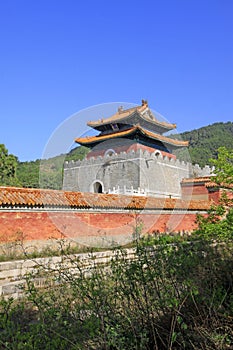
[75,125,189,148]
[87,103,176,133]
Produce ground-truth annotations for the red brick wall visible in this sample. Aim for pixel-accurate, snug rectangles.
[182,184,209,201]
[87,143,176,159]
[0,210,202,244]
[0,212,62,243]
[208,190,220,203]
[181,183,232,204]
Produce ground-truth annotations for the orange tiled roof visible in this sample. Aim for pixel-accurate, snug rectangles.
[87,101,176,131]
[182,176,233,190]
[181,176,212,184]
[0,187,90,208]
[0,186,210,210]
[205,181,233,189]
[76,125,188,148]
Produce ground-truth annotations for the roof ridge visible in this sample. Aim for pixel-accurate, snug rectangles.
[87,102,176,131]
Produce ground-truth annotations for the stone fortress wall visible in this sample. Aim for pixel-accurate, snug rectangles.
[63,149,212,198]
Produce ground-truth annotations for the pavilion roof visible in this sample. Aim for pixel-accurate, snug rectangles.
[87,100,176,133]
[75,125,189,148]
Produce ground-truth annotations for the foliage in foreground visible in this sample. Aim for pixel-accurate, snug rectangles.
[195,146,233,242]
[195,203,233,241]
[0,236,232,350]
[210,146,233,186]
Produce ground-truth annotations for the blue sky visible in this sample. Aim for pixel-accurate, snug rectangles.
[0,0,232,161]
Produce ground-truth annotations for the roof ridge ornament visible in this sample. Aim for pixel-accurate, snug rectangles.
[141,99,148,106]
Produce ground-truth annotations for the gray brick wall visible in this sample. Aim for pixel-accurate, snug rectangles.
[63,149,212,198]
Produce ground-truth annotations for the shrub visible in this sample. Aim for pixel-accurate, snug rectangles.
[0,236,232,349]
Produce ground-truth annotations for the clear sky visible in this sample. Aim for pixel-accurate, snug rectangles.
[0,0,232,161]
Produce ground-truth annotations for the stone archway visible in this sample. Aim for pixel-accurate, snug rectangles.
[104,149,116,157]
[92,181,104,193]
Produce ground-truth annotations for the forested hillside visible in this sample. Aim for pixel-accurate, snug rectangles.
[1,122,232,189]
[16,146,89,189]
[174,121,233,167]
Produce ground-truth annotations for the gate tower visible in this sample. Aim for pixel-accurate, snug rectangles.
[63,100,210,197]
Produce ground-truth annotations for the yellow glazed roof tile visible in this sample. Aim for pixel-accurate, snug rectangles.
[87,101,176,131]
[76,125,188,147]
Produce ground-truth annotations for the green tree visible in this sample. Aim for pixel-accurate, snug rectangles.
[17,160,40,188]
[0,144,21,186]
[196,147,233,241]
[210,146,233,185]
[16,146,89,189]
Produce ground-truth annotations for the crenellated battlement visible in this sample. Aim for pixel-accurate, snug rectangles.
[63,149,212,178]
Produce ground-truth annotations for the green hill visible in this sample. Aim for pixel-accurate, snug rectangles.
[16,146,89,189]
[173,122,233,167]
[2,122,233,189]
